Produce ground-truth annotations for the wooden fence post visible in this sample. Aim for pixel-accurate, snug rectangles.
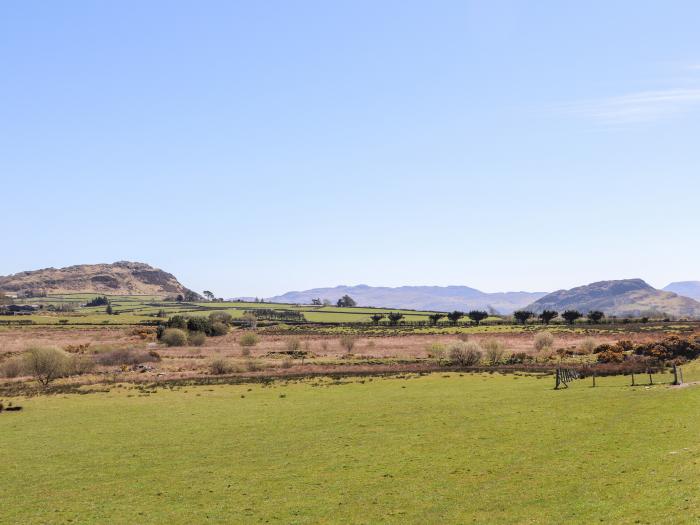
[672,364,679,385]
[555,368,561,390]
[631,372,635,386]
[592,373,596,388]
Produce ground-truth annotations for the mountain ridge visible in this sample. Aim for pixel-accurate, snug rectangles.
[526,278,700,318]
[268,285,548,314]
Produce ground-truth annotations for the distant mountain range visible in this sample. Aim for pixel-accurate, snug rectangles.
[526,279,700,318]
[0,261,199,298]
[663,281,700,302]
[268,285,548,314]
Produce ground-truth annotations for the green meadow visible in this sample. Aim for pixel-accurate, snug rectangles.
[2,372,700,524]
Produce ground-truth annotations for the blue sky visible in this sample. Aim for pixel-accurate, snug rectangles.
[2,1,700,297]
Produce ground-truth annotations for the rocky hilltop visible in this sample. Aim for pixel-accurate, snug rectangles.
[526,279,700,318]
[0,261,197,297]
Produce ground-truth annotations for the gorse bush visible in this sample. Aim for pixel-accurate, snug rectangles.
[209,311,233,325]
[426,342,446,364]
[449,341,482,366]
[161,328,188,347]
[534,332,554,352]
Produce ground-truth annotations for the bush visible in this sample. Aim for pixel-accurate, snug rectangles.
[449,341,482,366]
[209,358,235,375]
[578,338,596,355]
[286,338,302,353]
[66,355,96,375]
[189,332,206,346]
[534,332,554,352]
[506,352,530,364]
[96,348,160,366]
[426,342,446,364]
[209,321,228,337]
[209,311,233,325]
[245,359,262,371]
[597,349,625,363]
[1,357,25,378]
[339,335,357,353]
[165,315,188,330]
[241,313,258,329]
[280,358,293,369]
[482,339,506,365]
[161,328,188,347]
[23,347,68,386]
[187,316,212,334]
[239,332,259,347]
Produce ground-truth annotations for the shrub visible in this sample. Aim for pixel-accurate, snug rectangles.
[160,328,188,347]
[449,341,482,366]
[339,335,357,353]
[482,339,506,365]
[1,357,25,378]
[577,338,596,355]
[534,332,554,352]
[245,359,262,371]
[239,332,259,347]
[209,311,233,325]
[209,321,228,337]
[23,347,68,386]
[241,313,258,329]
[96,348,160,366]
[506,352,530,364]
[66,355,96,375]
[187,316,212,334]
[286,338,302,353]
[597,349,625,363]
[426,342,446,364]
[165,315,188,330]
[209,358,235,375]
[189,332,206,346]
[280,358,293,369]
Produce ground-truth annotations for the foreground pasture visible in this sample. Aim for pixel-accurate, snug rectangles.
[2,373,700,524]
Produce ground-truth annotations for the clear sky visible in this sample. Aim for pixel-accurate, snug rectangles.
[2,1,700,297]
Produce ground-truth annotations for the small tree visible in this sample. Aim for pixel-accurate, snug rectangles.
[387,312,404,326]
[447,311,464,326]
[105,303,114,315]
[203,290,215,301]
[311,298,322,306]
[370,314,385,325]
[468,310,489,326]
[513,310,534,325]
[562,310,582,325]
[336,295,357,308]
[23,347,68,387]
[538,310,558,325]
[587,310,605,324]
[428,313,446,326]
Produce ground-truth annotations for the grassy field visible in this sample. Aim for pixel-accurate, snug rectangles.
[2,372,700,524]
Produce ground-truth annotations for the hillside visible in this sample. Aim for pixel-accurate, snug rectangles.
[526,279,700,318]
[268,285,548,314]
[664,281,700,301]
[0,261,198,297]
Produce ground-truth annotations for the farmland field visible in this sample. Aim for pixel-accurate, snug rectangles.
[2,372,700,524]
